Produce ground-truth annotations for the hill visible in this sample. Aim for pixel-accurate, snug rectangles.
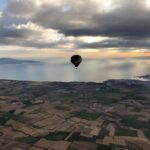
[0,58,40,64]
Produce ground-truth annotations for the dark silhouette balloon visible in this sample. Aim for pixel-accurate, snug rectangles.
[71,55,82,68]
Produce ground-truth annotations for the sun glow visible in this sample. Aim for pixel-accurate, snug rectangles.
[93,0,115,13]
[77,36,109,43]
[0,12,2,18]
[146,0,150,8]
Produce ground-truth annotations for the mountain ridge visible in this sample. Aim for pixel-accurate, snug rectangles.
[0,58,40,64]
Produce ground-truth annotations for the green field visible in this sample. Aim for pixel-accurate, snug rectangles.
[0,132,3,137]
[115,128,137,137]
[45,132,70,141]
[22,100,32,107]
[54,105,71,111]
[131,107,142,112]
[120,116,138,128]
[97,144,113,150]
[0,112,24,126]
[17,136,40,145]
[109,112,121,119]
[97,128,109,139]
[76,110,100,120]
[93,92,120,105]
[144,129,150,140]
[120,116,150,129]
[68,132,96,143]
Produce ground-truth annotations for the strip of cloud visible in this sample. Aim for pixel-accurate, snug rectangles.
[77,38,150,49]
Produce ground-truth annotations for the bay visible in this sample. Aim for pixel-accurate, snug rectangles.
[0,58,149,82]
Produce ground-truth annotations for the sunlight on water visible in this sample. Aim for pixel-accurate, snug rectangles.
[0,58,149,82]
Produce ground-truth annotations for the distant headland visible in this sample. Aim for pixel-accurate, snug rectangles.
[0,58,41,64]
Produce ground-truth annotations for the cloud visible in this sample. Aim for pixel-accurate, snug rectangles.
[4,0,36,18]
[77,38,150,49]
[0,22,70,49]
[32,0,150,39]
[0,0,150,53]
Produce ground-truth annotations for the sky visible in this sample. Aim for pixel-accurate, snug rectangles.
[0,0,150,59]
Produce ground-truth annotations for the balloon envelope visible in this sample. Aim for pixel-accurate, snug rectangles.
[71,55,82,68]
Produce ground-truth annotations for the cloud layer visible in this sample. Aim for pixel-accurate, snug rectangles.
[0,0,150,56]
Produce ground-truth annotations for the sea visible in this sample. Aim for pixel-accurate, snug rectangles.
[0,58,150,82]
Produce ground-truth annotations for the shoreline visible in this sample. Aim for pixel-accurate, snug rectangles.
[0,76,149,83]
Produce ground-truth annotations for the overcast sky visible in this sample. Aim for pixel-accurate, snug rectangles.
[0,0,150,58]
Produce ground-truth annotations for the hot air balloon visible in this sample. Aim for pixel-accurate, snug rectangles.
[71,55,82,68]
